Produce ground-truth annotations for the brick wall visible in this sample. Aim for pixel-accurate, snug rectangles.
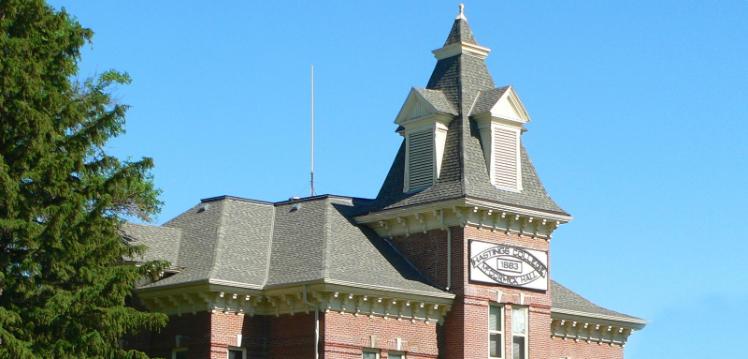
[323,311,438,359]
[388,225,627,359]
[390,228,450,290]
[391,226,562,359]
[549,336,624,359]
[463,227,552,359]
[212,312,316,359]
[133,224,625,359]
[133,311,317,359]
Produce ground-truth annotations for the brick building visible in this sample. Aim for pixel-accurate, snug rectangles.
[124,6,645,359]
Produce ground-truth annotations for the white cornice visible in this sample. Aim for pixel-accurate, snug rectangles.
[137,282,453,324]
[321,280,455,301]
[550,314,642,346]
[259,279,454,301]
[208,278,264,290]
[398,114,453,137]
[464,198,572,223]
[432,41,491,60]
[551,308,647,329]
[473,112,525,128]
[355,198,570,239]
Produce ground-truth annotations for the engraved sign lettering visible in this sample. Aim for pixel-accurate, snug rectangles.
[469,240,548,291]
[498,259,522,274]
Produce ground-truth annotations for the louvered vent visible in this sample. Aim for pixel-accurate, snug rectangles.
[492,127,519,190]
[407,131,434,191]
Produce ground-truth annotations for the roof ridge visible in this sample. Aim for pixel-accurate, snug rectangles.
[261,200,278,287]
[321,198,333,281]
[207,199,230,279]
[465,87,482,116]
[457,56,469,198]
[201,195,274,205]
[274,193,372,206]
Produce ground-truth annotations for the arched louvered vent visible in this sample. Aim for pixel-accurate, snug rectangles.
[407,130,434,191]
[492,126,520,190]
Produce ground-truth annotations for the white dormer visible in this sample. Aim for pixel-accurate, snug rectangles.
[395,88,457,193]
[471,86,530,192]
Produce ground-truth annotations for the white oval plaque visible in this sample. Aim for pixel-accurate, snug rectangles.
[469,240,548,291]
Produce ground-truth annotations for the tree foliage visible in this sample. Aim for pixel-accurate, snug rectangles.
[0,0,167,357]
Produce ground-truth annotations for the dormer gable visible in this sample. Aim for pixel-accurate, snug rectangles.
[470,86,530,125]
[471,86,531,192]
[395,88,457,127]
[395,88,457,193]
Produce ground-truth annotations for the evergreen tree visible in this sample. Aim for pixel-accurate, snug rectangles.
[0,0,168,357]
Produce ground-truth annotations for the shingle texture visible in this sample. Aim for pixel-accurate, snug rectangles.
[414,88,458,115]
[125,196,447,296]
[367,18,567,216]
[470,86,509,115]
[551,281,643,323]
[444,18,477,46]
[121,222,181,265]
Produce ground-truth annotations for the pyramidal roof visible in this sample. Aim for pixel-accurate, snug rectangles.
[443,4,477,46]
[369,6,568,217]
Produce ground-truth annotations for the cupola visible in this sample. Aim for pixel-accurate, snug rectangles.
[366,4,568,225]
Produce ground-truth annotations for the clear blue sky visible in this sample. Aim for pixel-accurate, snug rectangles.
[50,1,748,357]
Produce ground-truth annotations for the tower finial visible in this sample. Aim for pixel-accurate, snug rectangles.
[457,3,466,20]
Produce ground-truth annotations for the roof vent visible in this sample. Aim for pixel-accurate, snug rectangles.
[197,204,210,213]
[290,203,301,212]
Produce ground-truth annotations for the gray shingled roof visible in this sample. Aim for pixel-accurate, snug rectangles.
[551,280,644,324]
[127,196,448,297]
[366,13,567,217]
[414,88,458,115]
[444,17,476,46]
[121,222,181,265]
[470,86,509,115]
[123,195,640,321]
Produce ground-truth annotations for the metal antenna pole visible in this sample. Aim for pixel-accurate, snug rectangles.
[310,64,315,196]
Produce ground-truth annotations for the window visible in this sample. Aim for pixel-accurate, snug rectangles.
[362,349,379,359]
[388,352,405,359]
[172,348,187,359]
[406,130,434,191]
[489,304,503,359]
[512,307,528,359]
[228,347,245,359]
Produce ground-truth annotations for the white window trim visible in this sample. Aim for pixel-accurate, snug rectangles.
[512,306,529,359]
[489,123,522,192]
[489,303,504,359]
[362,348,380,359]
[227,346,246,359]
[171,347,188,359]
